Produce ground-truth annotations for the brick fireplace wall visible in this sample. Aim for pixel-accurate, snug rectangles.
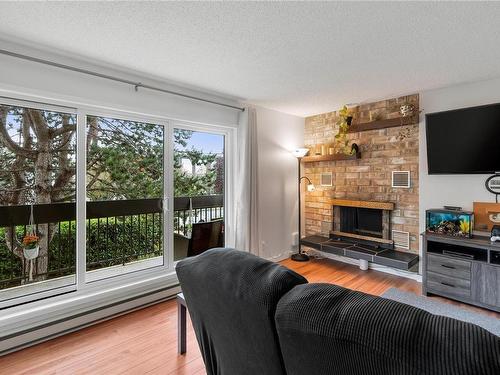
[304,94,419,253]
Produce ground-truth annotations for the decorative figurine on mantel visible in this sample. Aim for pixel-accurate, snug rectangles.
[399,102,416,117]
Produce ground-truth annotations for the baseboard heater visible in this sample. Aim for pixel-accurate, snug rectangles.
[0,284,180,356]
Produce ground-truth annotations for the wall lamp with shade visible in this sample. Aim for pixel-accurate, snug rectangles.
[291,148,315,262]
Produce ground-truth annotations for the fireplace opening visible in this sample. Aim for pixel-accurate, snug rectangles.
[340,207,383,238]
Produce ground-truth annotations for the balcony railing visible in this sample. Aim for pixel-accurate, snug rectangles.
[0,195,223,290]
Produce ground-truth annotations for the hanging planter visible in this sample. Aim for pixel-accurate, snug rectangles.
[22,203,39,260]
[21,204,40,282]
[22,234,40,260]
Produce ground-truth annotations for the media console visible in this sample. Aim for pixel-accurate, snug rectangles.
[423,233,500,312]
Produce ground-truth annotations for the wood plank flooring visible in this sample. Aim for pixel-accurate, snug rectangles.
[1,257,498,374]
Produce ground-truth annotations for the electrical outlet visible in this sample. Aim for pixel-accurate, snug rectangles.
[292,232,299,246]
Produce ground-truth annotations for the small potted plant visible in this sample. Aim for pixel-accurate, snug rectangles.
[22,234,40,260]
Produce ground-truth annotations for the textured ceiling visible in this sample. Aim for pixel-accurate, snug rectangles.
[1,2,500,116]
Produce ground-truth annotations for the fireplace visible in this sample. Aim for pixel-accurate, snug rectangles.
[340,207,383,238]
[331,199,394,246]
[300,198,419,271]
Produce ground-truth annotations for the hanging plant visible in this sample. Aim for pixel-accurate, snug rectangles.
[22,234,40,260]
[334,105,355,155]
[20,204,40,282]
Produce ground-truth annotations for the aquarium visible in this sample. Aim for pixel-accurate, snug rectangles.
[426,209,474,238]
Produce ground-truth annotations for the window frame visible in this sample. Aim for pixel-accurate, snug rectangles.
[79,109,171,286]
[170,120,235,266]
[0,97,79,309]
[0,96,237,309]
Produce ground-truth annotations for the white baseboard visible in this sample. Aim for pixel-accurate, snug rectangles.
[305,248,422,282]
[265,250,294,262]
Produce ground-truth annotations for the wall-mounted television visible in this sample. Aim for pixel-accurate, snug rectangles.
[426,103,500,174]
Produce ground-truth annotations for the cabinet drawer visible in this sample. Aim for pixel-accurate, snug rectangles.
[427,253,471,280]
[427,271,471,299]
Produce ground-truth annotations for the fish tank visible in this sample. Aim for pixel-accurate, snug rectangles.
[426,209,474,238]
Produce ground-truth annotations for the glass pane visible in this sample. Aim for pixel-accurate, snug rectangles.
[0,103,76,301]
[173,129,224,261]
[86,116,164,279]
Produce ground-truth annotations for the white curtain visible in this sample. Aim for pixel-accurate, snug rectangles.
[234,107,260,255]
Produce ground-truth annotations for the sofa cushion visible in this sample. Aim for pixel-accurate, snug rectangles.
[275,283,500,375]
[176,248,307,375]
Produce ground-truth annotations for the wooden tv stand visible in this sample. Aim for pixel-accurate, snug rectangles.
[422,233,500,312]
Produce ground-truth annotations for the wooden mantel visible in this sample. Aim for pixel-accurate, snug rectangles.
[330,198,394,211]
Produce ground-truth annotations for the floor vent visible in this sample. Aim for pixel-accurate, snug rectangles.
[392,171,410,188]
[392,230,410,249]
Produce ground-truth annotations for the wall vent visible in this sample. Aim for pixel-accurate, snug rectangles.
[392,171,410,188]
[320,172,332,186]
[392,230,410,249]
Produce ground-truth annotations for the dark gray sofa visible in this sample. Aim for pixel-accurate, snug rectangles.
[176,248,500,375]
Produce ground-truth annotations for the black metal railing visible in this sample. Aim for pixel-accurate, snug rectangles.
[173,195,224,236]
[0,195,223,290]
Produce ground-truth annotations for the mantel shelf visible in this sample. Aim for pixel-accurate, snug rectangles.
[302,152,361,163]
[330,198,395,211]
[347,114,419,133]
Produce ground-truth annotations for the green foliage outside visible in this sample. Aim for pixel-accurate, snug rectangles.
[86,119,222,199]
[0,215,163,288]
[173,129,222,196]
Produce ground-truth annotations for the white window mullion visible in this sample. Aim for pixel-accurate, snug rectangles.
[76,110,87,289]
[164,122,174,270]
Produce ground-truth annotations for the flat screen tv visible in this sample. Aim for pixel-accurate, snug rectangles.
[426,103,500,174]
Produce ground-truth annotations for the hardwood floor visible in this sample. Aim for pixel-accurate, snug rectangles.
[1,257,498,374]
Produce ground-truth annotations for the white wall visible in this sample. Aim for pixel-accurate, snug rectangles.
[419,77,500,242]
[255,106,304,260]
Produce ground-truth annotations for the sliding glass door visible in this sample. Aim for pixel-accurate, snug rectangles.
[85,115,166,281]
[173,127,225,261]
[0,97,233,308]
